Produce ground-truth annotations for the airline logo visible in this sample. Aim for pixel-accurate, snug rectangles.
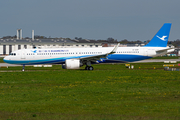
[156,35,167,41]
[31,50,37,53]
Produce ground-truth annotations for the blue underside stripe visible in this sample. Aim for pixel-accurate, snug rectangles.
[4,54,152,65]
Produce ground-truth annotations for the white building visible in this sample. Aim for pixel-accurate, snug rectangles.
[0,38,102,55]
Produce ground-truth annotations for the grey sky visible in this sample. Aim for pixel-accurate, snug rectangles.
[0,0,180,41]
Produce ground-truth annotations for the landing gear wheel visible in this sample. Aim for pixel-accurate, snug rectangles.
[88,66,94,71]
[85,66,89,70]
[22,65,25,72]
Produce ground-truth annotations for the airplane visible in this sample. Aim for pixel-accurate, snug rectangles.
[3,23,174,71]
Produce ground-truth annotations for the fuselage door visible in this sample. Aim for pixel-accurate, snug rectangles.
[21,50,26,59]
[144,48,148,56]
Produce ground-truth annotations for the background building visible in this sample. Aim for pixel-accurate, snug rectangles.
[0,38,104,55]
[0,29,103,55]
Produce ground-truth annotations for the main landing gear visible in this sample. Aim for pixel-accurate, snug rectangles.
[85,66,94,70]
[85,61,94,70]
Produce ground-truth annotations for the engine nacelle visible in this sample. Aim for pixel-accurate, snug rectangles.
[62,59,80,69]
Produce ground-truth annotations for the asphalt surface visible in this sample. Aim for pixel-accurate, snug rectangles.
[133,59,180,63]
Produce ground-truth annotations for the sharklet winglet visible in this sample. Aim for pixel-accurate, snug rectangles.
[110,43,119,54]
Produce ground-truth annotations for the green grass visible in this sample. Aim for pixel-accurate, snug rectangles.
[0,63,180,120]
[0,57,5,63]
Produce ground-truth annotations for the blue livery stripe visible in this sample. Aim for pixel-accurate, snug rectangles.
[4,54,151,65]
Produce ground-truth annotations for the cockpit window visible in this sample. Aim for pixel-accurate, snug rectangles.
[10,53,16,56]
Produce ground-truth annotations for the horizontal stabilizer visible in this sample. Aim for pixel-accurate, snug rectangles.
[155,48,174,57]
[156,48,173,53]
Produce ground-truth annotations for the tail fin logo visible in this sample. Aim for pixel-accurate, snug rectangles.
[156,35,167,41]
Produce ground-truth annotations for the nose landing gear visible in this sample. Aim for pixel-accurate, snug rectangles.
[22,65,25,71]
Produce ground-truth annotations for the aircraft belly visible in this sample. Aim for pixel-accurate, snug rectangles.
[104,54,152,62]
[4,57,66,65]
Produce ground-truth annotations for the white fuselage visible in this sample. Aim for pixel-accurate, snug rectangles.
[3,46,174,65]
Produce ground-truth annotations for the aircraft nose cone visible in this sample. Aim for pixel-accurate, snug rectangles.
[3,57,6,61]
[3,56,8,62]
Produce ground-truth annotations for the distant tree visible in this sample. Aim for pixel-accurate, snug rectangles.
[107,37,118,43]
[119,39,144,44]
[145,40,150,43]
[107,37,114,42]
[136,40,143,44]
[97,39,108,42]
[2,35,16,39]
[24,37,30,39]
[119,39,128,44]
[34,35,47,39]
[74,37,82,40]
[66,38,71,40]
[170,39,180,47]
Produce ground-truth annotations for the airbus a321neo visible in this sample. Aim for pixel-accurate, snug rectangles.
[3,23,174,71]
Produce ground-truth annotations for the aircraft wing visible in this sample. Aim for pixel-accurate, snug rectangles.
[79,43,119,62]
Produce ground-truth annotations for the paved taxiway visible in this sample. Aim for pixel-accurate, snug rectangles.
[133,59,180,63]
[0,59,180,66]
[0,63,22,66]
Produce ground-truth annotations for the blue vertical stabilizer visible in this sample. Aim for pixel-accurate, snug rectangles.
[144,23,172,47]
